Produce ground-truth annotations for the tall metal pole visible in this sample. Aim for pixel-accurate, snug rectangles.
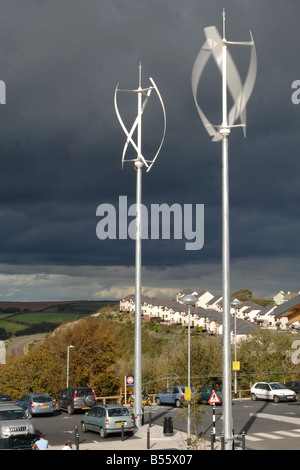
[134,64,143,428]
[187,304,191,440]
[220,9,233,451]
[114,63,166,429]
[191,7,256,452]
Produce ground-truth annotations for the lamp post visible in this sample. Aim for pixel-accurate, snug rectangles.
[67,345,74,388]
[231,299,241,396]
[180,294,198,440]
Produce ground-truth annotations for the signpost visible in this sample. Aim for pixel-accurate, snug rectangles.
[208,390,221,444]
[124,375,134,405]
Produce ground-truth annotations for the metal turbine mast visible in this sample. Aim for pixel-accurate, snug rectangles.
[114,64,166,427]
[191,10,257,450]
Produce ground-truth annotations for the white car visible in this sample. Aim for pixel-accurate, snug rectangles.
[251,382,296,403]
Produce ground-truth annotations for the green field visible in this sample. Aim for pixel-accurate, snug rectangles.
[0,300,119,338]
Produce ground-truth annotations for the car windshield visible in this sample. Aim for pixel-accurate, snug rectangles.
[0,409,27,420]
[270,383,286,390]
[108,408,129,417]
[33,395,52,403]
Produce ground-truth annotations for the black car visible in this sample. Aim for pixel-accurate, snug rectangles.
[284,381,300,401]
[55,387,97,415]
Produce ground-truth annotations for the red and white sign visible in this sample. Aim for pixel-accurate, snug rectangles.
[208,390,221,405]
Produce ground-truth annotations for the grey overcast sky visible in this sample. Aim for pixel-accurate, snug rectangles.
[0,0,299,301]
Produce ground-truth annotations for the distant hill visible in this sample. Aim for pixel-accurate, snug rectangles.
[0,301,78,312]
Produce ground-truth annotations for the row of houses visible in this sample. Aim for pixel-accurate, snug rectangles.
[120,288,292,342]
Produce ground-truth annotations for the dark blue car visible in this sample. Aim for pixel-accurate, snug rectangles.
[197,386,222,404]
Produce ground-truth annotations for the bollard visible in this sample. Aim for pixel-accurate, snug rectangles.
[221,432,224,451]
[211,430,214,450]
[121,423,125,441]
[75,425,79,451]
[242,431,245,450]
[148,411,152,428]
[163,417,173,436]
[147,427,150,449]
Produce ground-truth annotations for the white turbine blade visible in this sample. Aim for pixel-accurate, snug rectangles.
[146,77,167,172]
[114,84,149,168]
[192,25,257,140]
[121,89,152,168]
[191,35,221,140]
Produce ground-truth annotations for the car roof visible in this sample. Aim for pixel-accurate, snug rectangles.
[96,404,127,408]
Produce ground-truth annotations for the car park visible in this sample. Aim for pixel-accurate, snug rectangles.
[250,382,296,403]
[81,404,134,439]
[284,381,300,401]
[55,387,97,414]
[155,386,195,407]
[16,393,55,417]
[0,402,35,439]
[197,385,223,404]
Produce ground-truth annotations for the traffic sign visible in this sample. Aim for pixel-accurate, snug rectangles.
[208,390,221,405]
[126,375,134,386]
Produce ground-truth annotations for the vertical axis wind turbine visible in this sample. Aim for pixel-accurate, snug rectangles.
[114,64,166,427]
[191,10,257,450]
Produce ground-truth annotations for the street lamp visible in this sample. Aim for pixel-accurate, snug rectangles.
[67,345,74,388]
[231,299,241,396]
[180,294,198,440]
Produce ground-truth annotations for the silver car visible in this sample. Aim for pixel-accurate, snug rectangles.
[0,403,35,439]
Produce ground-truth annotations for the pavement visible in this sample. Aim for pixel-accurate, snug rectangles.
[48,423,220,451]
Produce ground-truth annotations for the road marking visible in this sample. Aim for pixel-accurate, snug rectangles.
[244,435,263,442]
[252,432,283,440]
[273,430,300,438]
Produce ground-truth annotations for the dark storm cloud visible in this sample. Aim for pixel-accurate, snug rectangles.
[0,0,298,299]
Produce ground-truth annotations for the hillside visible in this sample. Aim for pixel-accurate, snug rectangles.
[0,300,118,339]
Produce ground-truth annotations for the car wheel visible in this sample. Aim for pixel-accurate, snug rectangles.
[273,395,280,403]
[156,397,161,406]
[25,408,32,418]
[55,401,61,411]
[67,404,74,415]
[99,427,107,439]
[251,393,257,401]
[296,393,300,402]
[175,399,181,408]
[81,422,87,433]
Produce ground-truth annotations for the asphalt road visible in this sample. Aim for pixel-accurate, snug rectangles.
[29,399,300,450]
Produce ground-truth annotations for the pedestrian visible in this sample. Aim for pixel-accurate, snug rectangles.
[62,440,73,450]
[36,434,48,450]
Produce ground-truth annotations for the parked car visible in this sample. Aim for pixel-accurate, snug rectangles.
[55,387,97,415]
[155,386,195,407]
[284,381,300,401]
[81,404,134,439]
[16,393,55,417]
[197,385,223,404]
[0,395,13,403]
[250,382,296,403]
[0,402,35,439]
